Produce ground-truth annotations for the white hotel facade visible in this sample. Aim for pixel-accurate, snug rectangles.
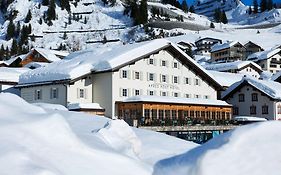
[18,39,229,120]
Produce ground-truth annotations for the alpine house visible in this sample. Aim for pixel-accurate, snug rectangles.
[17,39,232,125]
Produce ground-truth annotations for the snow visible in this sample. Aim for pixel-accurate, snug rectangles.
[210,40,241,52]
[153,121,281,175]
[19,39,219,86]
[203,60,262,72]
[68,103,104,110]
[33,103,68,111]
[0,93,195,174]
[123,95,231,106]
[207,70,245,87]
[24,62,49,69]
[222,76,281,100]
[247,48,281,61]
[234,116,267,121]
[0,67,30,83]
[22,48,65,63]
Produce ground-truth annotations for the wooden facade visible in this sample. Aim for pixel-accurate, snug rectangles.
[116,102,232,127]
[69,108,105,116]
[20,50,51,67]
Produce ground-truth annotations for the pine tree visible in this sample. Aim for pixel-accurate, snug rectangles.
[47,0,56,21]
[60,0,71,12]
[25,10,32,23]
[6,20,15,40]
[267,0,273,10]
[221,10,228,24]
[260,0,267,12]
[189,5,195,13]
[15,21,20,37]
[248,6,252,14]
[139,0,148,24]
[10,38,18,56]
[181,0,188,12]
[214,8,221,22]
[0,44,5,61]
[210,22,215,28]
[253,0,258,13]
[42,0,49,6]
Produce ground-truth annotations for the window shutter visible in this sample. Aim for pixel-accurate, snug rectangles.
[77,88,80,99]
[154,59,157,66]
[140,71,143,81]
[172,76,174,83]
[132,88,135,95]
[166,75,169,83]
[194,78,197,85]
[127,70,131,79]
[160,74,162,82]
[140,89,143,95]
[147,58,150,65]
[119,70,123,78]
[154,90,157,96]
[40,89,42,100]
[50,89,52,99]
[166,60,169,67]
[154,73,157,82]
[84,89,88,99]
[147,72,149,81]
[56,88,59,98]
[34,90,37,100]
[127,88,130,97]
[132,71,135,80]
[177,76,180,84]
[119,88,122,97]
[189,78,192,85]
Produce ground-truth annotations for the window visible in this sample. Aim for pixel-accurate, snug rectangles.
[149,73,154,81]
[233,106,239,115]
[194,94,201,98]
[185,77,190,84]
[122,70,128,78]
[162,91,167,96]
[80,89,85,98]
[174,92,179,97]
[122,89,128,97]
[262,105,268,114]
[173,76,178,83]
[149,90,154,96]
[195,79,200,85]
[50,88,58,99]
[252,93,258,101]
[238,94,245,102]
[35,89,42,100]
[204,95,209,99]
[173,62,178,68]
[135,89,140,96]
[161,60,166,66]
[250,105,256,115]
[149,58,154,65]
[185,94,191,98]
[162,75,167,83]
[135,71,140,79]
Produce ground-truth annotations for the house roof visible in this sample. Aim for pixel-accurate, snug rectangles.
[0,67,30,84]
[68,103,104,110]
[122,95,231,107]
[222,77,281,100]
[247,48,281,61]
[271,71,281,82]
[207,70,245,88]
[195,37,222,44]
[203,60,262,72]
[210,41,243,53]
[18,39,223,90]
[22,48,69,63]
[243,41,264,50]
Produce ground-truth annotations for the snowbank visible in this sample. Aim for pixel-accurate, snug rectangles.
[0,93,195,174]
[153,121,281,175]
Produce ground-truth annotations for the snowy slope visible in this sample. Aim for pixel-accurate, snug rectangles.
[0,0,132,50]
[0,93,196,175]
[153,121,281,175]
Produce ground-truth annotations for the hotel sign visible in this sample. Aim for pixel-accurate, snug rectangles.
[148,83,180,90]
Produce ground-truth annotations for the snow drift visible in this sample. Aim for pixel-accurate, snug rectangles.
[153,121,281,175]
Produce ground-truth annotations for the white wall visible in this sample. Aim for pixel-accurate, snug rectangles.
[67,76,93,104]
[226,84,275,120]
[20,84,67,105]
[258,54,281,74]
[238,66,260,78]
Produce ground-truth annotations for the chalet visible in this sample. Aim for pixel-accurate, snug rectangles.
[244,41,264,58]
[194,37,222,56]
[176,41,194,55]
[20,48,69,67]
[203,60,262,78]
[247,48,281,74]
[222,77,281,120]
[210,41,246,63]
[0,54,25,67]
[17,39,231,125]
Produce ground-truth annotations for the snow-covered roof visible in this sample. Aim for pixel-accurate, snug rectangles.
[0,67,30,83]
[4,54,26,66]
[24,62,49,69]
[203,60,262,72]
[207,70,245,87]
[123,95,231,107]
[210,41,242,52]
[195,37,222,43]
[19,39,222,89]
[222,77,281,100]
[234,116,267,122]
[68,103,104,110]
[247,48,281,61]
[22,48,68,63]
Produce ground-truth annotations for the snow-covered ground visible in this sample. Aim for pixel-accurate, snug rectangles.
[0,93,195,175]
[153,121,281,175]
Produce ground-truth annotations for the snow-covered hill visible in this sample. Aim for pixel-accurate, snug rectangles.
[0,0,133,51]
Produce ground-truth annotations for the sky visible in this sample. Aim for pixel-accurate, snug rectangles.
[184,0,281,5]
